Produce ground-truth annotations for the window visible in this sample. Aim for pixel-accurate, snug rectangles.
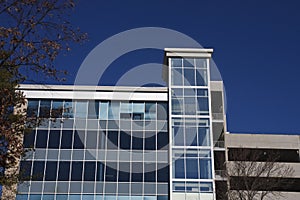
[27,100,39,118]
[58,161,70,181]
[48,130,60,149]
[39,100,51,118]
[84,162,96,181]
[51,100,63,118]
[36,130,48,148]
[32,161,45,181]
[61,130,73,149]
[71,162,83,181]
[45,161,57,181]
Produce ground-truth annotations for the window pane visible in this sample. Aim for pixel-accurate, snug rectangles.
[200,182,213,192]
[99,102,108,120]
[200,159,212,179]
[48,130,60,149]
[157,131,168,150]
[36,130,48,148]
[174,126,184,146]
[96,162,104,181]
[27,100,39,118]
[75,101,87,118]
[73,130,85,149]
[105,162,117,182]
[32,161,44,181]
[45,161,57,181]
[58,161,70,181]
[171,58,182,68]
[107,131,118,149]
[157,103,167,120]
[88,101,99,119]
[157,164,168,182]
[183,58,194,68]
[184,97,196,115]
[171,68,183,86]
[86,131,97,149]
[195,59,207,69]
[132,132,143,150]
[39,100,51,118]
[23,130,35,148]
[84,162,96,181]
[51,100,63,118]
[63,100,74,118]
[198,127,210,146]
[186,159,199,179]
[71,162,83,181]
[61,130,73,149]
[118,162,130,182]
[185,127,197,146]
[196,69,208,86]
[145,132,156,150]
[197,97,209,115]
[108,101,120,120]
[184,69,195,86]
[120,131,131,149]
[19,161,32,181]
[174,159,185,178]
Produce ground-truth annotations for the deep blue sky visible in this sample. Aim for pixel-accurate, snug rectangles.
[52,0,300,135]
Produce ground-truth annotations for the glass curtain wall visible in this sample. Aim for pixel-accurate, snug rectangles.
[170,57,214,199]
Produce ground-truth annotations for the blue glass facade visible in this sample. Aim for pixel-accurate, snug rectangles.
[169,57,214,199]
[18,100,169,200]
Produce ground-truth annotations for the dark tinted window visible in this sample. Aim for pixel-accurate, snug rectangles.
[36,130,48,148]
[105,162,117,182]
[45,161,57,181]
[86,131,97,149]
[157,164,169,182]
[118,162,130,182]
[120,131,131,149]
[58,161,70,181]
[132,131,143,150]
[71,162,83,181]
[39,100,51,118]
[27,100,39,117]
[19,161,32,181]
[48,130,60,149]
[32,161,45,181]
[23,130,35,148]
[61,130,73,149]
[73,130,85,149]
[145,132,156,150]
[157,131,168,150]
[84,162,96,181]
[96,162,104,181]
[107,131,118,149]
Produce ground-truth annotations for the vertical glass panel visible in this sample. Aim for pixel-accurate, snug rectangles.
[45,161,57,181]
[183,58,194,68]
[105,162,117,182]
[120,131,131,149]
[186,182,199,192]
[108,101,120,120]
[199,159,212,179]
[27,100,39,117]
[35,130,48,148]
[145,102,156,120]
[19,161,32,181]
[120,102,132,113]
[99,101,108,120]
[73,130,85,149]
[184,97,196,115]
[32,161,44,181]
[61,130,73,149]
[58,161,70,181]
[132,131,143,150]
[198,127,210,146]
[171,68,183,86]
[145,132,156,150]
[71,161,83,181]
[86,131,97,149]
[98,130,106,149]
[23,130,35,148]
[184,68,195,86]
[84,162,96,181]
[39,100,51,118]
[107,131,119,149]
[197,97,209,115]
[118,162,130,182]
[171,58,182,68]
[157,131,168,150]
[157,164,169,182]
[88,100,99,119]
[171,98,183,115]
[157,102,167,120]
[195,59,207,69]
[185,127,197,146]
[173,126,184,146]
[63,100,74,118]
[174,159,185,178]
[133,102,144,113]
[186,159,199,179]
[51,100,63,118]
[199,182,213,192]
[96,162,104,181]
[75,101,88,118]
[48,130,60,149]
[196,68,208,86]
